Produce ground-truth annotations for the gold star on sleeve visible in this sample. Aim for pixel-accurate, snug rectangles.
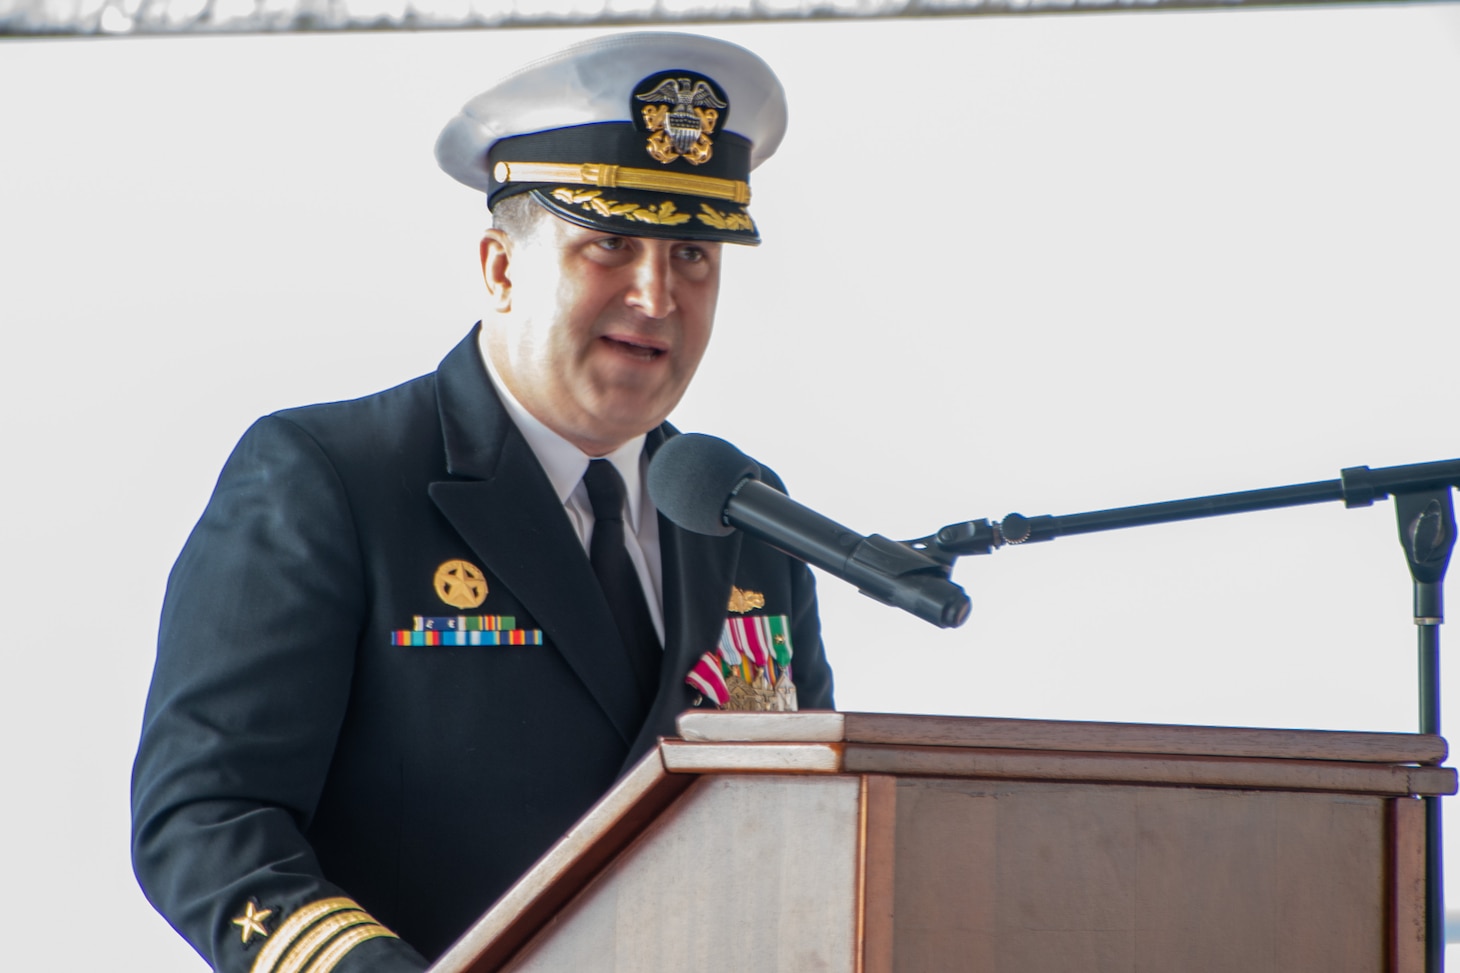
[231,900,274,945]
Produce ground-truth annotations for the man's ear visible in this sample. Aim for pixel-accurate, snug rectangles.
[480,229,513,312]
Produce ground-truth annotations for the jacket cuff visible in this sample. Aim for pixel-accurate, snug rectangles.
[238,896,423,973]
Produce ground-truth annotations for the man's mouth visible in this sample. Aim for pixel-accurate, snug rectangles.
[600,335,667,361]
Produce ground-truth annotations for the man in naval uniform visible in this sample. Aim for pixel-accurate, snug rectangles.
[131,33,834,973]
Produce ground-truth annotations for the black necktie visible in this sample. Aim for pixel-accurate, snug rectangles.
[583,459,662,709]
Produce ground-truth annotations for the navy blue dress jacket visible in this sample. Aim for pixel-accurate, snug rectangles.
[131,328,833,973]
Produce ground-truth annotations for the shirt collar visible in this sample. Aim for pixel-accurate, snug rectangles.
[477,330,647,531]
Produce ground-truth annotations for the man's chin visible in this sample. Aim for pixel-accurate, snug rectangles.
[549,405,662,457]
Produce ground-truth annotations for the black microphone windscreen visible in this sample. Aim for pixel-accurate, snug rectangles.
[648,433,760,537]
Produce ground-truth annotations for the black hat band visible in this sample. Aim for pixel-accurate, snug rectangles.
[495,162,749,205]
[485,122,752,208]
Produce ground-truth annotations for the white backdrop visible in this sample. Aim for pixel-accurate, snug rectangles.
[2,9,1458,968]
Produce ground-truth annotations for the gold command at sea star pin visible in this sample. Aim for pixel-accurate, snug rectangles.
[231,900,273,945]
[434,559,488,609]
[727,586,765,613]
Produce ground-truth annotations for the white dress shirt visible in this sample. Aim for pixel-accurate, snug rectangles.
[476,334,666,646]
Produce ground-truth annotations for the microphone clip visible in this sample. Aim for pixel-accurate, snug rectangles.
[849,533,972,629]
[905,518,1006,562]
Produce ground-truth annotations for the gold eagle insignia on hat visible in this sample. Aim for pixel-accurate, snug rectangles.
[634,72,728,166]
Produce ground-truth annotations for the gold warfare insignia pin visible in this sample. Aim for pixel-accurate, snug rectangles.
[231,900,273,945]
[633,71,728,166]
[434,559,488,609]
[727,586,765,613]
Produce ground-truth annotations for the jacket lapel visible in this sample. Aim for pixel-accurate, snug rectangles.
[623,427,743,762]
[427,330,646,747]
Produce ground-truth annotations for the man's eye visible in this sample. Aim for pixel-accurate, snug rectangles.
[674,245,705,262]
[594,237,628,251]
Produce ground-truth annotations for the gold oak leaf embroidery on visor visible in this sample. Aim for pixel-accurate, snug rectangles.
[696,204,754,233]
[550,188,692,226]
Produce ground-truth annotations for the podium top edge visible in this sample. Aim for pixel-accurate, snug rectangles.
[674,711,1448,765]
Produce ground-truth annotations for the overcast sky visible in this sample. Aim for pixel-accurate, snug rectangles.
[2,8,1458,968]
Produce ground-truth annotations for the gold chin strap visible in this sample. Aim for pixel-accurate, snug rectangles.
[493,161,750,205]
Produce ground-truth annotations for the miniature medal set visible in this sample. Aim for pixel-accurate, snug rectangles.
[395,561,796,712]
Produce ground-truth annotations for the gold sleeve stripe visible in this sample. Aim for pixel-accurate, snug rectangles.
[274,911,374,973]
[299,923,399,973]
[494,161,750,205]
[247,897,360,973]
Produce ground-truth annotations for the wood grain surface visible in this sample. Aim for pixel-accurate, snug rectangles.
[659,739,844,774]
[1391,797,1427,973]
[888,777,1389,973]
[676,711,1448,764]
[498,775,862,973]
[844,714,1447,764]
[439,716,1447,973]
[844,744,1458,797]
[860,775,898,973]
[428,751,692,973]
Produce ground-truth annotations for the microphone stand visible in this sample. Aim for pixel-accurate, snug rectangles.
[906,456,1458,973]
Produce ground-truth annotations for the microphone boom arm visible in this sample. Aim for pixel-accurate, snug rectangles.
[904,455,1458,973]
[913,457,1460,558]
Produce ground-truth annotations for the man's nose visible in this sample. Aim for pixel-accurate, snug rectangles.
[625,247,677,319]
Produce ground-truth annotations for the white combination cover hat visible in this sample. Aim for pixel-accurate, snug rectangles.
[436,32,788,245]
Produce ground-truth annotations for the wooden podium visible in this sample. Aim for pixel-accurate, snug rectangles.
[431,712,1455,973]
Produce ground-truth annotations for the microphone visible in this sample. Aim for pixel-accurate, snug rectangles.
[648,433,971,629]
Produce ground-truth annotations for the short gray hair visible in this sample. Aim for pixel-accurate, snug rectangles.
[490,193,547,240]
